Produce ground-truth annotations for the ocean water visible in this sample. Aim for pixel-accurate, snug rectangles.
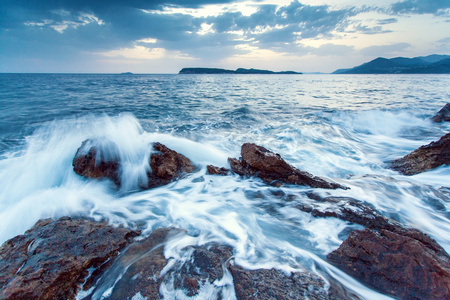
[1,73,449,299]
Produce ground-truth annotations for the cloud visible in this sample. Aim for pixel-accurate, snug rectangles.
[350,23,392,34]
[360,42,411,57]
[377,18,398,25]
[313,43,354,56]
[2,0,446,73]
[390,0,450,16]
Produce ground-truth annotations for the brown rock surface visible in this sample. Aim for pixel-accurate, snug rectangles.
[0,217,139,300]
[299,195,446,257]
[327,228,450,300]
[229,265,346,300]
[108,237,233,298]
[432,103,450,122]
[390,133,450,175]
[229,143,347,189]
[148,142,196,188]
[207,164,231,175]
[72,139,121,185]
[92,228,344,299]
[106,228,178,299]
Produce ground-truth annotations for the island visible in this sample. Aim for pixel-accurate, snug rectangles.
[179,67,302,74]
[333,54,450,74]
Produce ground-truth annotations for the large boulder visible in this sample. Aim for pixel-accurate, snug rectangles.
[390,133,450,175]
[0,217,139,300]
[72,139,121,185]
[228,143,347,189]
[432,103,450,122]
[73,140,196,189]
[327,228,450,300]
[148,142,196,188]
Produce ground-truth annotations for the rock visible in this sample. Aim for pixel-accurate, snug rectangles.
[92,227,345,299]
[148,142,196,188]
[73,140,196,189]
[207,165,231,175]
[229,265,341,300]
[94,228,232,299]
[298,195,446,255]
[327,228,450,299]
[390,133,450,175]
[110,238,232,298]
[105,228,178,299]
[432,103,450,122]
[72,139,121,185]
[297,196,402,232]
[229,143,347,189]
[0,217,139,300]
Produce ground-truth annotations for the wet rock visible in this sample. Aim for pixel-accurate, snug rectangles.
[432,103,450,122]
[105,228,178,299]
[229,265,344,300]
[297,196,401,232]
[72,139,121,185]
[390,133,450,175]
[229,143,348,189]
[298,196,446,253]
[207,165,231,175]
[93,227,346,299]
[0,217,139,300]
[173,244,233,296]
[327,228,450,300]
[108,233,232,298]
[148,142,196,188]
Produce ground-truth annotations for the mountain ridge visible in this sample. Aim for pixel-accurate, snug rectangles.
[179,67,302,74]
[333,54,450,74]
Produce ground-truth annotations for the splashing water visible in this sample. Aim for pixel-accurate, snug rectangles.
[1,74,449,299]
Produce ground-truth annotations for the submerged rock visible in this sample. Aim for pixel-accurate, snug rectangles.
[90,227,344,299]
[432,103,450,122]
[229,143,347,189]
[299,194,450,299]
[148,142,196,188]
[300,195,446,258]
[72,139,121,185]
[104,228,177,299]
[229,265,344,300]
[0,217,139,300]
[390,133,450,175]
[298,196,402,232]
[327,228,450,300]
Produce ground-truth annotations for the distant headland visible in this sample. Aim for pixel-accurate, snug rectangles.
[179,68,302,74]
[333,54,450,74]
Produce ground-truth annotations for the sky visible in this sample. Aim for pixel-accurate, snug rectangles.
[1,0,449,73]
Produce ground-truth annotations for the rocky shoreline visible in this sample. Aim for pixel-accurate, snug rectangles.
[1,104,449,299]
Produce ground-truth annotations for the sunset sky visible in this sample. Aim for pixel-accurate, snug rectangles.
[1,0,449,73]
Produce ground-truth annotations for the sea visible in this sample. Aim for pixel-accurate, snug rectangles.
[0,73,449,299]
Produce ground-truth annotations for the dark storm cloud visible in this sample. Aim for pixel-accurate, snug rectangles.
[390,0,450,15]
